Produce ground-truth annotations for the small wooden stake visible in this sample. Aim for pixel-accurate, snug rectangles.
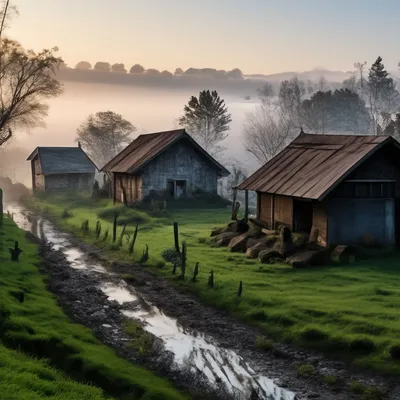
[128,224,139,254]
[237,281,243,297]
[173,222,180,253]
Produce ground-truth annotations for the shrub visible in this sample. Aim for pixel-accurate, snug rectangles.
[98,207,150,226]
[349,381,366,394]
[161,248,182,264]
[296,363,316,377]
[348,338,376,354]
[389,344,400,360]
[375,288,391,296]
[255,336,273,351]
[300,327,328,341]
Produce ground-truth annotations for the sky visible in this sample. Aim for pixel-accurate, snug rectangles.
[7,0,400,75]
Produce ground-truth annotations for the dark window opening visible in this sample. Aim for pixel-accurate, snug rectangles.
[167,179,187,198]
[293,199,313,234]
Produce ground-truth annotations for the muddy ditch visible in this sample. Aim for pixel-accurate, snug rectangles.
[8,203,400,400]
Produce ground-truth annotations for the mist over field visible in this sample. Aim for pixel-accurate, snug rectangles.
[0,80,261,187]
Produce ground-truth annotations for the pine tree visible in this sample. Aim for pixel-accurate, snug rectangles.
[367,57,399,135]
[179,90,232,155]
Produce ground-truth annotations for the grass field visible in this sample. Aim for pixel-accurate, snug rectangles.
[0,214,187,400]
[24,193,400,377]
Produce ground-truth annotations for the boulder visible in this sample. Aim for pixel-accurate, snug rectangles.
[228,233,249,252]
[275,226,294,256]
[213,232,239,247]
[262,228,278,236]
[246,242,269,259]
[331,245,355,264]
[286,250,329,268]
[292,232,309,248]
[210,219,249,237]
[249,218,270,230]
[259,250,284,264]
[211,226,227,237]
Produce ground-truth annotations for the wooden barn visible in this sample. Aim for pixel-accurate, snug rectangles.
[238,132,400,247]
[27,146,96,193]
[102,129,230,203]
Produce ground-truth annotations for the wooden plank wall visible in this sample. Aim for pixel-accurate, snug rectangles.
[274,195,293,229]
[115,173,142,203]
[312,202,328,247]
[258,193,273,227]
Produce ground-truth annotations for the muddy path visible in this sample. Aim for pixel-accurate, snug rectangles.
[10,203,400,400]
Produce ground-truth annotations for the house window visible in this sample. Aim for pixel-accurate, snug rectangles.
[335,180,395,198]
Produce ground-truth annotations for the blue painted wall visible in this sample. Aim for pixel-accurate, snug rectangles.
[327,198,395,245]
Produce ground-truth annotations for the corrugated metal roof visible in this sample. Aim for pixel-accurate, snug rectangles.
[238,132,395,200]
[101,128,230,176]
[27,147,96,175]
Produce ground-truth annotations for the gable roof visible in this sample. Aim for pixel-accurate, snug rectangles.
[238,132,399,200]
[27,147,96,175]
[101,128,230,176]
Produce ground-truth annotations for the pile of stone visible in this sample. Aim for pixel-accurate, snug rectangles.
[210,218,353,268]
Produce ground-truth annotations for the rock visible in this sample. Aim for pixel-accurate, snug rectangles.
[276,226,294,256]
[249,217,270,230]
[229,219,249,234]
[259,250,284,264]
[246,243,269,259]
[331,245,355,264]
[308,227,319,244]
[287,250,331,268]
[246,237,262,249]
[228,233,249,252]
[262,228,278,236]
[210,226,227,237]
[213,232,239,247]
[292,232,308,248]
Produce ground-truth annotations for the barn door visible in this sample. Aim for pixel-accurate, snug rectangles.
[385,199,395,244]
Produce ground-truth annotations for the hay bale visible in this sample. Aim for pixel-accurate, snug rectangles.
[228,233,249,252]
[259,250,284,264]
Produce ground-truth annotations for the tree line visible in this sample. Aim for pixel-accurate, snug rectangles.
[71,62,244,80]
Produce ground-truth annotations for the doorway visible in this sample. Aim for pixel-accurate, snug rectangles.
[167,179,187,198]
[293,199,313,233]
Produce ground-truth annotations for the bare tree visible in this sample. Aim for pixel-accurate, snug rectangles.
[257,82,274,104]
[243,103,297,165]
[0,39,63,146]
[0,0,18,38]
[76,111,136,168]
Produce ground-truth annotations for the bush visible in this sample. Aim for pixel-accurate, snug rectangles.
[349,381,366,394]
[161,248,182,265]
[98,207,150,226]
[300,327,328,341]
[296,363,316,377]
[323,375,337,385]
[255,336,273,351]
[389,344,400,360]
[348,338,376,354]
[375,288,391,296]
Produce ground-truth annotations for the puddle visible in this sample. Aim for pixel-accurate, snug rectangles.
[7,203,296,400]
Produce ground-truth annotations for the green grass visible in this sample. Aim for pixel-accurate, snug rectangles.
[23,192,400,376]
[0,214,186,400]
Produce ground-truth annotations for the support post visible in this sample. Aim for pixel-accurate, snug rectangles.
[231,188,237,220]
[244,190,249,222]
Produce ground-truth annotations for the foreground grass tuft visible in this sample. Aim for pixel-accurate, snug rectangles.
[0,214,186,400]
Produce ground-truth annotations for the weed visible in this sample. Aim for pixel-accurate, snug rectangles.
[323,375,337,385]
[296,363,316,377]
[255,336,273,351]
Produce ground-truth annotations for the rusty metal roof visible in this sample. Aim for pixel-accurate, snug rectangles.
[101,128,230,176]
[238,132,397,200]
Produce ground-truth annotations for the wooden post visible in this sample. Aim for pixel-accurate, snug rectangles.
[0,188,3,226]
[271,195,275,230]
[244,190,249,222]
[173,222,180,253]
[231,188,237,220]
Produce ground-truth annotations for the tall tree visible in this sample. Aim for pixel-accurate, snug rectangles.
[129,64,145,74]
[0,39,63,146]
[94,61,111,72]
[75,61,92,70]
[367,57,399,134]
[76,111,136,167]
[111,63,126,73]
[179,90,232,154]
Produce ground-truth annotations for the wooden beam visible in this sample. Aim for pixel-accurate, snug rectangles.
[271,195,275,230]
[244,190,249,222]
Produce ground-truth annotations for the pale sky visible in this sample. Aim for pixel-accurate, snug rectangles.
[7,0,400,75]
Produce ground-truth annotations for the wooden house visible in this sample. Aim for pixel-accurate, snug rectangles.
[101,129,230,203]
[238,132,400,247]
[27,146,96,193]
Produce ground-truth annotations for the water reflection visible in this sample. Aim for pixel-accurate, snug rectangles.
[7,203,295,400]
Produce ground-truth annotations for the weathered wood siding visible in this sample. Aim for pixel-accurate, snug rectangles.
[258,193,272,226]
[274,195,293,229]
[32,157,45,192]
[312,202,328,247]
[114,173,142,203]
[44,173,94,191]
[139,140,219,198]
